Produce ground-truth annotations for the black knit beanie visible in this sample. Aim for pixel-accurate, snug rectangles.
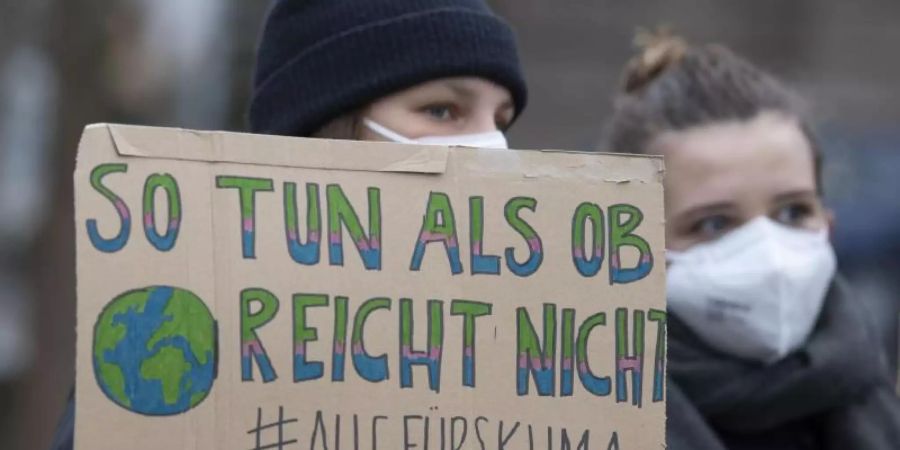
[249,0,528,137]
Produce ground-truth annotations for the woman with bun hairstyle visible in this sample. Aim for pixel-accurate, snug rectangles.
[605,32,900,449]
[50,2,528,449]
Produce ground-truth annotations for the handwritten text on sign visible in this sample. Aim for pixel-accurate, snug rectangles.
[75,125,666,450]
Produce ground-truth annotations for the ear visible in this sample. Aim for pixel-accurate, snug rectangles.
[825,208,836,239]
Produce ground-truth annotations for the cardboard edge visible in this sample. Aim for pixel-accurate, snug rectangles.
[71,123,107,450]
[94,123,450,174]
[80,124,665,184]
[535,148,665,183]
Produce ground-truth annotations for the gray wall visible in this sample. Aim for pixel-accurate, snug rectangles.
[493,0,900,150]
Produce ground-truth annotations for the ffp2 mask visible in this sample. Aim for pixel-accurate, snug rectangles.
[666,217,837,363]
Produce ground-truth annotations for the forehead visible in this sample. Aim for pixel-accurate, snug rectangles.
[650,112,817,213]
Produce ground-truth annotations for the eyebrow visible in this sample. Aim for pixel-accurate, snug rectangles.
[676,202,736,222]
[444,81,476,101]
[773,189,818,203]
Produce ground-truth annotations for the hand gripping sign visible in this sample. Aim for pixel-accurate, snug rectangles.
[74,124,667,450]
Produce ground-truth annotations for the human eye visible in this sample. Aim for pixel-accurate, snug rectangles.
[773,202,813,227]
[689,215,733,240]
[420,103,458,122]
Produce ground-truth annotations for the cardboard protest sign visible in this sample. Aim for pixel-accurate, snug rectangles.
[74,124,666,449]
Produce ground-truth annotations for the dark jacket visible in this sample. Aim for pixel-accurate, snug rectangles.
[668,278,900,449]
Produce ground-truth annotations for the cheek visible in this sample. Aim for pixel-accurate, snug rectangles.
[804,208,831,231]
[366,101,422,135]
[664,223,701,252]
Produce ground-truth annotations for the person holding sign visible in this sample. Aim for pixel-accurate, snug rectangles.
[604,31,900,449]
[51,1,528,449]
[249,0,527,145]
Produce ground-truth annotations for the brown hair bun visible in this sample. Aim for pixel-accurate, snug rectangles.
[622,28,688,94]
[604,29,822,190]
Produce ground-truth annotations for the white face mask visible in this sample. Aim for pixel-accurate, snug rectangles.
[666,217,837,364]
[363,119,509,149]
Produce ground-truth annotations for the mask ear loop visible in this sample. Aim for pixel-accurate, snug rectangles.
[362,119,415,144]
[364,118,510,149]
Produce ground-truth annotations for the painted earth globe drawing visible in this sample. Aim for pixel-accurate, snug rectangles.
[93,286,217,415]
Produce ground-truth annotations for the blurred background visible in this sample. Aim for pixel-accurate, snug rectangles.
[1,1,898,449]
